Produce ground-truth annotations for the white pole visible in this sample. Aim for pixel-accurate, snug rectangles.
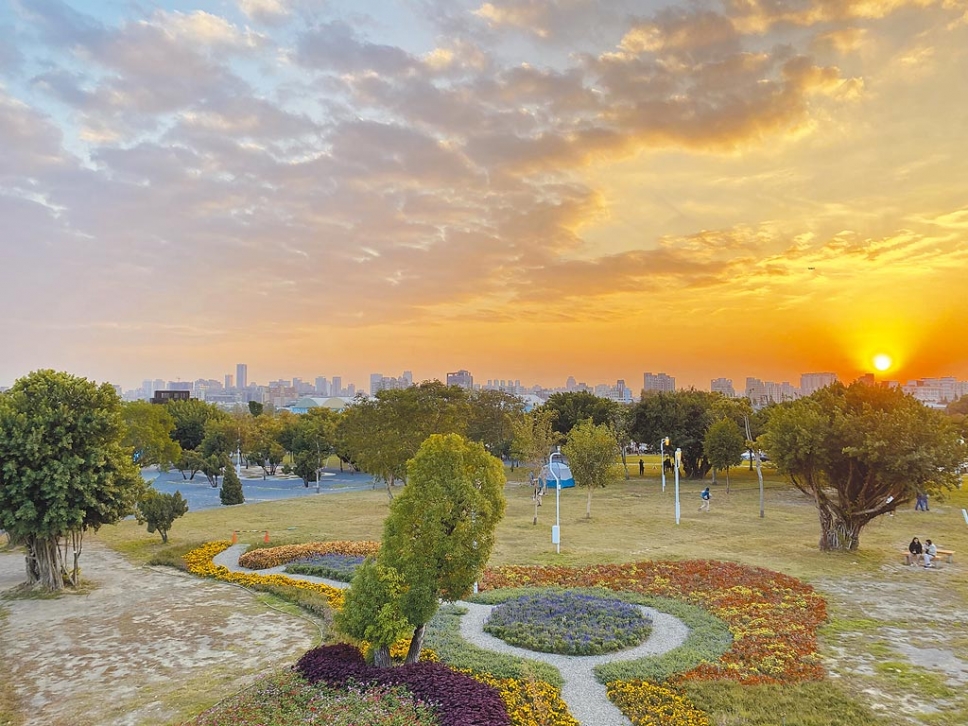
[551,450,562,554]
[660,438,665,493]
[962,508,968,526]
[674,447,682,525]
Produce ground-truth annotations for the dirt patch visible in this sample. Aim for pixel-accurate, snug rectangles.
[0,542,319,726]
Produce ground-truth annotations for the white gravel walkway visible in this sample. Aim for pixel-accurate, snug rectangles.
[214,545,690,726]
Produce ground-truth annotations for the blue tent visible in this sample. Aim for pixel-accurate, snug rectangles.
[539,461,575,489]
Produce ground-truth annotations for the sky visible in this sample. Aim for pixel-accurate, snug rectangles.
[2,0,967,392]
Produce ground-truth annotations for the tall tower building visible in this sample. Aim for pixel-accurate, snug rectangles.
[332,376,342,396]
[225,374,234,389]
[800,372,837,396]
[447,369,474,390]
[236,364,248,389]
[710,378,735,397]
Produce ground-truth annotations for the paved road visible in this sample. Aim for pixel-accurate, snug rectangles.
[143,467,376,511]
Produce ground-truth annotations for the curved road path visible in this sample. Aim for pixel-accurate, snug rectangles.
[214,545,690,726]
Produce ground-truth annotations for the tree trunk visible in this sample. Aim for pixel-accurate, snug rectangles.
[372,645,392,668]
[586,488,592,519]
[817,505,862,551]
[25,536,65,592]
[725,466,730,495]
[711,467,718,485]
[619,446,629,480]
[385,474,395,501]
[404,623,426,665]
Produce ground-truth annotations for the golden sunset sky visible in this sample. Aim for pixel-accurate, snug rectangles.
[1,0,967,391]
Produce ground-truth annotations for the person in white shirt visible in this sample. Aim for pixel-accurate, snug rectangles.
[923,539,938,568]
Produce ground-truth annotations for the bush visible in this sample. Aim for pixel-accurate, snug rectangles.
[220,466,244,505]
[296,644,510,726]
[285,553,365,581]
[135,490,188,543]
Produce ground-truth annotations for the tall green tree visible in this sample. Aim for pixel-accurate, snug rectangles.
[136,490,188,543]
[373,434,506,664]
[122,401,181,469]
[166,398,227,452]
[0,370,144,591]
[542,391,616,435]
[334,560,412,667]
[704,418,745,492]
[338,383,470,499]
[630,390,719,478]
[245,413,285,479]
[762,382,965,551]
[467,389,524,460]
[291,408,339,485]
[562,419,617,519]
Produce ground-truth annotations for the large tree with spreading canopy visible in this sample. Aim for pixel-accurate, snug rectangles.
[762,382,965,551]
[0,370,144,591]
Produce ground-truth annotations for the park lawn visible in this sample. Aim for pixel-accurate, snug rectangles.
[92,469,968,725]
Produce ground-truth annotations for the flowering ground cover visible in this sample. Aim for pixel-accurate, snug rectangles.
[187,669,441,726]
[285,553,366,581]
[238,540,379,570]
[484,591,652,655]
[184,542,827,726]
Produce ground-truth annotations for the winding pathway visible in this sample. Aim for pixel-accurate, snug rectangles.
[213,545,691,726]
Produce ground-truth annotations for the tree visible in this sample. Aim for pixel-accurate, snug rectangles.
[372,434,506,665]
[562,419,617,519]
[175,449,205,480]
[334,560,412,667]
[0,370,144,591]
[338,383,470,499]
[246,413,285,479]
[467,389,524,460]
[166,398,226,452]
[200,420,234,487]
[136,490,188,543]
[509,408,560,525]
[762,382,965,551]
[542,391,616,435]
[630,390,719,478]
[248,400,264,417]
[122,401,181,469]
[220,465,245,505]
[291,408,339,486]
[704,418,745,493]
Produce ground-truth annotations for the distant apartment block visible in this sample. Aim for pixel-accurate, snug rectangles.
[746,377,798,408]
[800,372,837,396]
[150,390,191,404]
[224,374,234,389]
[901,377,968,406]
[643,372,675,393]
[371,371,414,394]
[710,378,736,397]
[236,363,248,389]
[447,369,474,389]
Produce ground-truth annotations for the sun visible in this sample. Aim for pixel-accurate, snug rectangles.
[873,354,892,372]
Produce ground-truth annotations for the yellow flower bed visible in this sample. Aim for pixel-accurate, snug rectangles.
[184,541,345,609]
[469,671,579,726]
[607,680,712,726]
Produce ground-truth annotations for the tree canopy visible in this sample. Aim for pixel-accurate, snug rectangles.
[363,433,506,665]
[630,390,721,478]
[703,418,745,491]
[562,419,617,519]
[542,391,616,435]
[136,489,188,543]
[0,370,144,591]
[762,382,965,551]
[166,398,227,451]
[122,401,181,469]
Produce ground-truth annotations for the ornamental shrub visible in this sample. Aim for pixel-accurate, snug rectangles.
[286,553,365,581]
[135,489,188,543]
[220,466,244,505]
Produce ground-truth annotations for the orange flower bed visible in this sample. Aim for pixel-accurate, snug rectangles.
[238,540,380,570]
[480,560,826,685]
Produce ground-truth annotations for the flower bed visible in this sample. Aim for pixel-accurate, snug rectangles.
[607,680,712,726]
[238,541,379,570]
[285,553,367,581]
[480,560,826,685]
[484,591,652,655]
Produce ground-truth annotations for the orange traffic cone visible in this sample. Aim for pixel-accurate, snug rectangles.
[264,530,270,544]
[231,531,238,544]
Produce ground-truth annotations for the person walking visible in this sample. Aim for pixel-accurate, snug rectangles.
[923,539,938,568]
[639,458,645,477]
[698,487,711,512]
[908,537,923,566]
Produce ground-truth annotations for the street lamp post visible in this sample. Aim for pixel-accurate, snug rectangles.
[660,437,670,492]
[674,447,682,525]
[550,449,563,554]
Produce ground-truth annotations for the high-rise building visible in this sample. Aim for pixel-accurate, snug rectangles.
[800,372,837,396]
[711,378,735,397]
[447,369,474,389]
[566,376,576,391]
[236,363,248,389]
[315,376,329,395]
[225,374,234,389]
[370,373,384,395]
[332,376,342,396]
[643,372,675,393]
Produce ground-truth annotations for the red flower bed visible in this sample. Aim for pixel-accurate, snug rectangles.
[480,560,826,685]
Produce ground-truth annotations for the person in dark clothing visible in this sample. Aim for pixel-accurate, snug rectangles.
[639,458,645,476]
[907,537,923,565]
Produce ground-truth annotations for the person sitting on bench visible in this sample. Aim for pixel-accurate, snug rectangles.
[923,539,938,568]
[908,537,923,566]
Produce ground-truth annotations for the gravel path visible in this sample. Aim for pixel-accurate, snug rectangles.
[215,545,691,726]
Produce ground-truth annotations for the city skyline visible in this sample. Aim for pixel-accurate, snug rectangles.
[3,2,968,390]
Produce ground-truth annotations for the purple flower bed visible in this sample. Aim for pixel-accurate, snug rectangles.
[296,644,511,726]
[484,591,652,655]
[284,553,365,581]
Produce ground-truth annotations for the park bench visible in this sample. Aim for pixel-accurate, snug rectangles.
[902,549,954,565]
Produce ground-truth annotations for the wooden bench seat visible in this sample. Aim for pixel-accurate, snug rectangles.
[902,549,954,565]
